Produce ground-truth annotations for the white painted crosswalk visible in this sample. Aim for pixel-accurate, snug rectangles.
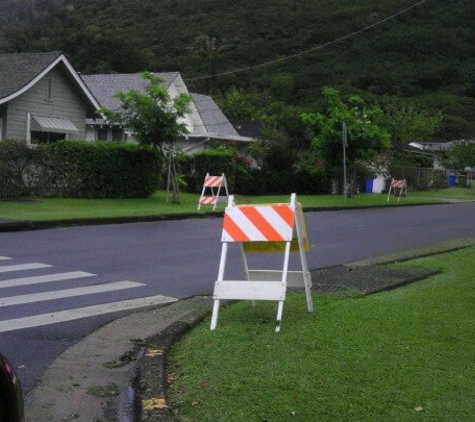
[0,280,145,307]
[0,271,95,289]
[0,262,51,273]
[0,257,177,333]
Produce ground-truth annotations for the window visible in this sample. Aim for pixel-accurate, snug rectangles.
[97,127,109,141]
[45,78,53,101]
[31,131,66,144]
[111,127,124,142]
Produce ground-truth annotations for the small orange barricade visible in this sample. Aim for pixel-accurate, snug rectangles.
[387,178,407,202]
[210,193,313,332]
[198,173,229,211]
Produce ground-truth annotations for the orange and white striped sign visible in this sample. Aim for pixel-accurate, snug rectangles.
[390,179,406,188]
[222,204,295,242]
[204,174,224,188]
[199,196,218,205]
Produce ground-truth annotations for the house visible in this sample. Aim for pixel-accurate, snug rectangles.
[81,72,254,152]
[0,52,100,143]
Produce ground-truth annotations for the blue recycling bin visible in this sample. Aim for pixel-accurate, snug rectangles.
[448,174,457,186]
[365,179,374,193]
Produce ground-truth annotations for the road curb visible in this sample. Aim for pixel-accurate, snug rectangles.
[0,200,450,233]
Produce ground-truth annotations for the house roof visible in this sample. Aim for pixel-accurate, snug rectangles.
[0,51,100,109]
[191,93,240,137]
[81,72,180,111]
[83,72,254,143]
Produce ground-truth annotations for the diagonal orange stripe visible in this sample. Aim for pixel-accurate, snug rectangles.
[204,176,222,187]
[272,205,295,228]
[239,207,285,241]
[223,213,250,241]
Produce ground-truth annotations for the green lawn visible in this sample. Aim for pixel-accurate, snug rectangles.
[166,247,475,421]
[1,187,473,221]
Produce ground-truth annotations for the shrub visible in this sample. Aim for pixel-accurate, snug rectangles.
[38,141,163,198]
[0,140,39,199]
[0,140,163,199]
[191,149,236,192]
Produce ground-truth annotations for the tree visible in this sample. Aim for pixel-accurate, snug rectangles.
[378,95,442,144]
[302,87,390,194]
[442,140,475,170]
[189,34,229,95]
[99,71,191,202]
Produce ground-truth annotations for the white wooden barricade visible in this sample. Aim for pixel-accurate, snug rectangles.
[198,173,229,211]
[210,193,313,332]
[387,178,407,202]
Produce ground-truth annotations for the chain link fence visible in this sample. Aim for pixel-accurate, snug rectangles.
[389,166,473,190]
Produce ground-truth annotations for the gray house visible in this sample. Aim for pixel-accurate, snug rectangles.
[0,52,100,143]
[82,72,253,152]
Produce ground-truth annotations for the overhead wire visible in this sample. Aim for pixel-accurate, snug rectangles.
[184,0,431,82]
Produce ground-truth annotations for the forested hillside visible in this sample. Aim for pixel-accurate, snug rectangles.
[1,0,474,140]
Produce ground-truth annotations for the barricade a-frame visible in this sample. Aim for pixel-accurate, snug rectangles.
[210,193,313,332]
[387,178,407,202]
[198,173,229,211]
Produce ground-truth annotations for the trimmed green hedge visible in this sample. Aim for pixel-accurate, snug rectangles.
[0,140,163,199]
[0,140,36,199]
[178,149,236,193]
[178,147,332,196]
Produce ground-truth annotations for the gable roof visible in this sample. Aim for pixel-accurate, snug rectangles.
[82,71,254,144]
[81,72,180,111]
[191,93,240,137]
[0,51,100,109]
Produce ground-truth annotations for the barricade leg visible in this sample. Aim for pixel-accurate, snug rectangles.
[210,299,220,330]
[304,272,314,312]
[275,300,284,332]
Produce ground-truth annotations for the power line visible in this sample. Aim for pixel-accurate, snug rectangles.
[184,0,430,82]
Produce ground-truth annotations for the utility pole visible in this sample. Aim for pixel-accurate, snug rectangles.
[342,123,348,203]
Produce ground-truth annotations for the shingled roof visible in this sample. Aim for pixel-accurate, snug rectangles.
[191,93,239,137]
[0,51,99,109]
[81,72,180,111]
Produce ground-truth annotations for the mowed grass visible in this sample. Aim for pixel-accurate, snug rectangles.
[166,247,475,421]
[1,187,474,221]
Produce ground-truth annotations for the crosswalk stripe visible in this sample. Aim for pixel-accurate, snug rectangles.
[0,256,12,261]
[0,281,145,307]
[0,263,51,273]
[0,271,96,289]
[0,294,178,333]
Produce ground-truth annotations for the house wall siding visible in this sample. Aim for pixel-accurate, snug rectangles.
[5,66,88,141]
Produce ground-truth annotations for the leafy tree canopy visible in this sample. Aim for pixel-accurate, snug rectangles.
[442,140,475,170]
[378,96,443,144]
[302,87,390,179]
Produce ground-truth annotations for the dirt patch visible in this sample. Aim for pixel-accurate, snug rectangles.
[311,265,440,295]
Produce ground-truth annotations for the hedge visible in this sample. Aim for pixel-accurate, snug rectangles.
[0,140,163,199]
[177,148,332,196]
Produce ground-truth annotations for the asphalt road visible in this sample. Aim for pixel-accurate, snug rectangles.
[1,202,474,394]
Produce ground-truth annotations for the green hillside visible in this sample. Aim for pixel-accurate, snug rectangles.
[1,0,474,139]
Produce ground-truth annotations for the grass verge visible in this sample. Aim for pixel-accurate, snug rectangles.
[1,187,473,222]
[166,246,475,421]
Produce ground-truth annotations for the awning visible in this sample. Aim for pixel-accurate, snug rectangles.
[31,115,78,134]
